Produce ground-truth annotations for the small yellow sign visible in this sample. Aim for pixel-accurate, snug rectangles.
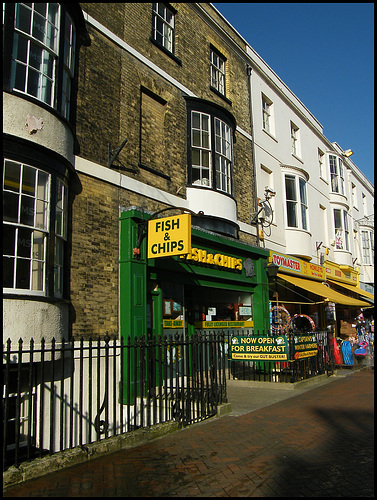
[148,214,191,259]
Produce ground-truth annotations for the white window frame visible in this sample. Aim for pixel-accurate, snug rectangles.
[152,3,175,54]
[190,110,233,195]
[262,94,273,135]
[191,111,212,188]
[333,208,349,251]
[284,174,308,231]
[9,3,77,120]
[210,48,225,95]
[361,230,374,265]
[290,122,300,157]
[318,148,325,180]
[214,118,232,194]
[3,159,51,295]
[329,155,345,195]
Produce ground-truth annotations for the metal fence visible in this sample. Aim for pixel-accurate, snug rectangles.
[225,330,335,383]
[2,332,227,472]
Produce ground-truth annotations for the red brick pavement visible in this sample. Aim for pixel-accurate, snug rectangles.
[3,370,374,497]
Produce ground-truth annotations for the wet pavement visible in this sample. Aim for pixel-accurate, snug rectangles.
[3,369,374,497]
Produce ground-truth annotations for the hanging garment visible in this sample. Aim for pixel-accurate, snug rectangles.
[341,340,354,365]
[331,337,342,365]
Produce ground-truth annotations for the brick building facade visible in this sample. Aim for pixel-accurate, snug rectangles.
[69,3,265,339]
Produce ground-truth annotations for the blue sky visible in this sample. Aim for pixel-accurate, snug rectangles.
[213,3,374,185]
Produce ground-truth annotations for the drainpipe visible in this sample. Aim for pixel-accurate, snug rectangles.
[247,65,259,246]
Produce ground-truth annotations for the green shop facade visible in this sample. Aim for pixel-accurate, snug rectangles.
[119,207,270,342]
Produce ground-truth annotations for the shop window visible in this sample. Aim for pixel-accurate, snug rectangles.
[3,159,67,297]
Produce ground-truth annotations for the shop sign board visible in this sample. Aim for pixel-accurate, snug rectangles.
[269,251,325,280]
[292,335,318,360]
[194,320,254,329]
[324,261,358,285]
[230,335,289,361]
[148,214,191,258]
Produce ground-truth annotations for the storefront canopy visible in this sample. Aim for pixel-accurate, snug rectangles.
[277,273,370,307]
[327,279,374,303]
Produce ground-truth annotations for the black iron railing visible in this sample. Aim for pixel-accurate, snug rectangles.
[2,332,227,471]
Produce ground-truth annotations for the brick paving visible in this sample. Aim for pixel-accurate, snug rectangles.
[3,370,374,497]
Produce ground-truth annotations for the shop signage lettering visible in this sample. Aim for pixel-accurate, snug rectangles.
[148,214,191,259]
[181,248,243,271]
[270,251,325,280]
[272,253,301,272]
[293,335,318,360]
[230,335,289,361]
[194,320,254,329]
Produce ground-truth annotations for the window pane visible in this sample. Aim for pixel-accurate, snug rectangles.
[37,171,49,200]
[16,4,32,34]
[27,67,40,97]
[299,178,307,204]
[3,225,16,256]
[287,201,297,227]
[192,130,201,147]
[202,131,209,149]
[285,176,296,200]
[20,195,35,226]
[22,166,36,195]
[17,227,32,258]
[191,149,200,166]
[3,257,15,288]
[16,258,30,289]
[202,150,210,168]
[333,209,342,229]
[32,261,44,290]
[4,161,21,192]
[29,42,43,70]
[32,12,46,43]
[35,200,48,229]
[15,35,28,63]
[3,191,19,222]
[301,205,307,230]
[192,112,200,129]
[192,167,201,184]
[33,231,45,261]
[14,63,26,91]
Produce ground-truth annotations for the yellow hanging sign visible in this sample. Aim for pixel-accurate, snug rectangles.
[148,214,191,259]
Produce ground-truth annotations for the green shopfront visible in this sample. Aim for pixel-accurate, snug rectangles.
[119,207,270,343]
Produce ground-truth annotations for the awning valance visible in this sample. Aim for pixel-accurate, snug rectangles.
[277,273,370,307]
[327,280,374,303]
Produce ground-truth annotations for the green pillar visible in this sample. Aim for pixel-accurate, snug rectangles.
[119,208,147,401]
[253,256,270,334]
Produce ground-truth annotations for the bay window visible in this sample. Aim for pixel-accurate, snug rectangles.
[4,3,79,121]
[3,159,67,297]
[187,99,236,196]
[333,208,349,251]
[329,155,345,195]
[285,174,308,230]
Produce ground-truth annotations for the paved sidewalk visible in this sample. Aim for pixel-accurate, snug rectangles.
[4,370,374,497]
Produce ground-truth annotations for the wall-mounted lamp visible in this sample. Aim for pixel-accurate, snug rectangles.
[342,149,354,158]
[266,263,279,280]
